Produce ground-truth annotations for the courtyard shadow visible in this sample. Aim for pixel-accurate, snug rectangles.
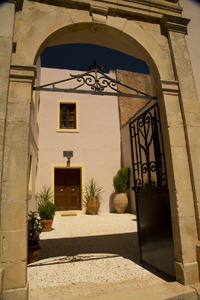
[29,232,174,282]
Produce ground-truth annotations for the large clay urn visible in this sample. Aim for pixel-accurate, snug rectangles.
[87,197,100,215]
[113,193,128,213]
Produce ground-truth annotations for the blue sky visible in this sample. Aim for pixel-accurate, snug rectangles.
[41,43,150,74]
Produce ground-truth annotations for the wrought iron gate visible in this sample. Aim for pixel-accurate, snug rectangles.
[130,103,175,277]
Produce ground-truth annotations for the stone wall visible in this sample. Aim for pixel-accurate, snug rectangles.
[116,70,153,128]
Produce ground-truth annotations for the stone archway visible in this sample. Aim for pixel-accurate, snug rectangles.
[1,1,200,299]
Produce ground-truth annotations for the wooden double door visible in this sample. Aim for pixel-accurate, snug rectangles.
[55,168,81,211]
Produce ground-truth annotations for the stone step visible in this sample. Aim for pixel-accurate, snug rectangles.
[29,281,198,300]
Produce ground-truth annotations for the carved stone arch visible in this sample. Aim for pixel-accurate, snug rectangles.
[13,15,173,83]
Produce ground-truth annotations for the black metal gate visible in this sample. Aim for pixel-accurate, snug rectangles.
[130,103,175,277]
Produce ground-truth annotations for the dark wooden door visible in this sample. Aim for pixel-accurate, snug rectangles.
[55,169,81,211]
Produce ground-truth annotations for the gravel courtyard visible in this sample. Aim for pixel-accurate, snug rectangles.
[28,213,174,299]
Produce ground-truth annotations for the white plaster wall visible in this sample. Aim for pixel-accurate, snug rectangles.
[180,0,200,102]
[38,67,121,213]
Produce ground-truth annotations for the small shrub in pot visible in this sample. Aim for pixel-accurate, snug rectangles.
[28,211,43,263]
[37,185,57,231]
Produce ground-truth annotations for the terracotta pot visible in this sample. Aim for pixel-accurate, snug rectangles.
[28,243,42,263]
[41,219,53,232]
[87,197,100,215]
[113,193,128,213]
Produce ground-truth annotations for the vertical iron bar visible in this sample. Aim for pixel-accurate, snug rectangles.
[129,123,136,190]
[133,124,140,179]
[137,119,144,189]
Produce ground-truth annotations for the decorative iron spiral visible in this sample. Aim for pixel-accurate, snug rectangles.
[142,163,148,174]
[150,161,156,172]
[135,178,142,188]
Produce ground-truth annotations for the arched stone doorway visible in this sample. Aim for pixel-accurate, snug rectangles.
[1,1,200,298]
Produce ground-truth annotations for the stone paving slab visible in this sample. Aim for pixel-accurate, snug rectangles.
[29,281,198,300]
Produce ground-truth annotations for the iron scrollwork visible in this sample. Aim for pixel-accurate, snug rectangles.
[130,103,167,193]
[70,61,119,93]
[34,61,157,100]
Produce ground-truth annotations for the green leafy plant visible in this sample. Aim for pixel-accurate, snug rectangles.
[28,211,43,246]
[36,185,54,206]
[113,167,130,193]
[38,201,57,220]
[37,185,57,220]
[85,178,104,202]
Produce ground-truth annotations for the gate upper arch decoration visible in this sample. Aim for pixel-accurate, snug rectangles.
[1,0,200,298]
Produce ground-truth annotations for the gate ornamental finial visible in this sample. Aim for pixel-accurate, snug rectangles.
[88,60,103,71]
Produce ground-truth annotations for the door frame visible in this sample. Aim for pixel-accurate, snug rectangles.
[51,163,86,215]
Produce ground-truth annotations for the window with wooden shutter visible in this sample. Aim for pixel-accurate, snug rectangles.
[57,100,79,133]
[60,103,76,129]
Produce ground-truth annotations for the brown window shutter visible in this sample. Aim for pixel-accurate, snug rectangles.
[60,106,62,128]
[69,105,76,129]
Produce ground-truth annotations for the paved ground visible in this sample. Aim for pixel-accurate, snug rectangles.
[28,214,198,300]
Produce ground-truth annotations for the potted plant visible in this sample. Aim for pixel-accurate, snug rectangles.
[37,185,57,232]
[28,211,43,263]
[113,167,130,213]
[85,178,104,215]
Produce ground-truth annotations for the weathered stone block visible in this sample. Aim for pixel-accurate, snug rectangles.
[1,201,27,231]
[165,112,183,127]
[2,230,27,262]
[0,98,7,121]
[0,235,2,264]
[0,267,4,297]
[172,158,193,192]
[4,120,30,149]
[2,121,30,197]
[67,7,91,23]
[106,16,127,38]
[189,146,200,190]
[171,221,182,262]
[165,145,192,192]
[167,127,187,147]
[1,181,28,203]
[6,103,31,124]
[2,261,27,290]
[172,216,197,243]
[184,112,200,127]
[187,127,200,146]
[0,2,15,38]
[3,285,28,300]
[8,81,32,104]
[159,94,180,128]
[173,234,197,263]
[0,120,5,146]
[196,243,200,268]
[181,241,197,263]
[195,191,200,218]
[0,37,12,99]
[170,190,195,218]
[179,80,200,113]
[175,261,199,285]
